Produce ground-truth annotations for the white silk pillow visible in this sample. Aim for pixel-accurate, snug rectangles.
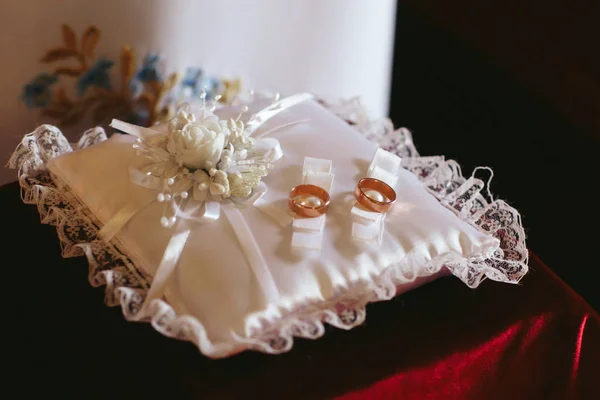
[46,98,500,357]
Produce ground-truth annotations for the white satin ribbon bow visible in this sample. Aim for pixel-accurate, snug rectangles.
[97,93,313,318]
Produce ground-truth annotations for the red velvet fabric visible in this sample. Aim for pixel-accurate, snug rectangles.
[2,181,599,399]
[333,254,600,400]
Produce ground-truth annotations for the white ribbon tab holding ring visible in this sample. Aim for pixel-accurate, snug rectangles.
[290,157,334,251]
[351,148,402,244]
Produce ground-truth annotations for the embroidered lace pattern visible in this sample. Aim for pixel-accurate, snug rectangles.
[8,101,528,357]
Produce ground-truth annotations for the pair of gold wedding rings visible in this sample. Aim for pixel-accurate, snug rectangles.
[288,177,396,218]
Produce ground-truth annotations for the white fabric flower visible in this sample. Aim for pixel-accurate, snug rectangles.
[167,115,228,170]
[192,168,231,200]
[226,119,255,152]
[211,169,230,196]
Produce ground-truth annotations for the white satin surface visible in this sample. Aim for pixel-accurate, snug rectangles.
[47,99,500,345]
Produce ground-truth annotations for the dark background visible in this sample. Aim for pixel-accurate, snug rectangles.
[389,2,600,310]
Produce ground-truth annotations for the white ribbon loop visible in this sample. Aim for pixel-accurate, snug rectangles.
[252,119,311,140]
[245,92,314,136]
[202,200,221,221]
[252,138,283,162]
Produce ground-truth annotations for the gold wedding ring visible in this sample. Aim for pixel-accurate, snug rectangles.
[354,178,396,213]
[289,184,330,218]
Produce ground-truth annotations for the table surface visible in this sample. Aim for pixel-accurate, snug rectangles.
[2,180,598,399]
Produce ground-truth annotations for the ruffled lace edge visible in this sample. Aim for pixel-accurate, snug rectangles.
[8,105,528,358]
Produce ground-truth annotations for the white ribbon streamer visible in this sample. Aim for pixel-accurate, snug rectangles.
[97,198,155,242]
[133,220,192,320]
[222,204,281,301]
[132,186,279,320]
[110,119,163,138]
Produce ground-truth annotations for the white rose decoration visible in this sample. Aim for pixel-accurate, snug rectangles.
[167,116,229,170]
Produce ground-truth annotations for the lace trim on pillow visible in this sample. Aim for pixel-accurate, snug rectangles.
[325,97,528,287]
[8,107,528,357]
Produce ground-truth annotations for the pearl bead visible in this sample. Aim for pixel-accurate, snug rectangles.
[294,195,323,208]
[180,191,189,199]
[160,217,169,227]
[365,189,385,202]
[169,217,177,225]
[167,178,175,186]
[157,193,165,202]
[164,194,172,201]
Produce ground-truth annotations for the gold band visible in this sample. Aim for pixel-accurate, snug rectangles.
[354,178,396,213]
[289,184,330,218]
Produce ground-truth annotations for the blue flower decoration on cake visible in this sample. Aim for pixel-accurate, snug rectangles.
[180,67,203,97]
[128,53,163,99]
[136,53,163,82]
[22,73,57,108]
[77,59,114,96]
[21,24,241,128]
[203,76,222,100]
[180,67,221,100]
